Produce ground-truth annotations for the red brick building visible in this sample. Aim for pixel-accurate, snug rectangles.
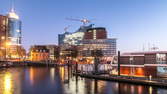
[84,27,107,39]
[121,51,167,65]
[117,51,167,77]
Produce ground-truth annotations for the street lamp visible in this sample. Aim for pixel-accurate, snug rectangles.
[6,42,11,47]
[1,36,5,40]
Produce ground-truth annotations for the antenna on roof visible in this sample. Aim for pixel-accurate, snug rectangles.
[11,0,15,12]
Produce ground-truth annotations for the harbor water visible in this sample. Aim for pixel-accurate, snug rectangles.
[0,66,167,94]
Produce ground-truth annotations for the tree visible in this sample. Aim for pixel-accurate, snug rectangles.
[91,49,103,74]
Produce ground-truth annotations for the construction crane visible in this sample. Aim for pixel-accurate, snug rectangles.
[66,18,91,25]
[64,25,71,32]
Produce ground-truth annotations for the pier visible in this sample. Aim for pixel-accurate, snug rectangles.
[74,72,167,88]
[0,61,60,68]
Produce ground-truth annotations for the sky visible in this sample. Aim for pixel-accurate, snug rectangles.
[0,0,167,52]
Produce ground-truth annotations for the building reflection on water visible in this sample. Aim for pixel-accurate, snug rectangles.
[0,67,167,94]
[28,67,49,85]
[0,68,22,94]
[3,72,13,94]
[57,66,163,94]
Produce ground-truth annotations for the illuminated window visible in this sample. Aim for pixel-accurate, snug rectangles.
[1,36,5,40]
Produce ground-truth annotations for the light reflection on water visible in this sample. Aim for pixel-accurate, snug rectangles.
[3,72,13,94]
[0,67,167,94]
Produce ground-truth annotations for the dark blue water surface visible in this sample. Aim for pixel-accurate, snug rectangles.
[0,67,167,94]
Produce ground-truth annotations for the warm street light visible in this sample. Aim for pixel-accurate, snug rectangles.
[6,42,11,47]
[1,36,5,40]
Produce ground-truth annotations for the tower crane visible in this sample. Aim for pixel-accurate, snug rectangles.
[66,18,91,25]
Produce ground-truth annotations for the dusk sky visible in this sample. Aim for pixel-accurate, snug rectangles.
[1,0,167,52]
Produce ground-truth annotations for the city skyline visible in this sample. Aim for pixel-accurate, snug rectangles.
[1,0,167,52]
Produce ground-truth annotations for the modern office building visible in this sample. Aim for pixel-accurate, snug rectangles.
[82,38,117,57]
[5,8,23,59]
[0,8,25,61]
[59,44,77,57]
[84,27,107,39]
[7,8,22,46]
[0,15,8,60]
[58,24,117,58]
[58,32,70,45]
[63,31,84,45]
[58,44,79,64]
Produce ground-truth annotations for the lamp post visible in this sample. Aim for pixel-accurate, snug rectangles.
[118,51,120,76]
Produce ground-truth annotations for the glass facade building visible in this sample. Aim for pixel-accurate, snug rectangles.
[4,9,25,59]
[58,24,117,57]
[58,32,70,45]
[8,10,22,46]
[63,32,84,45]
[0,9,25,60]
[82,39,117,57]
[58,25,93,46]
[8,18,21,45]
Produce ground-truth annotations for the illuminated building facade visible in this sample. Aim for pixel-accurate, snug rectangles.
[60,44,78,57]
[111,51,167,77]
[7,9,22,46]
[0,15,8,60]
[121,51,167,64]
[29,45,60,62]
[63,31,84,45]
[84,27,107,39]
[46,45,60,61]
[58,24,117,59]
[5,9,24,60]
[29,45,49,62]
[82,39,117,57]
[58,32,70,45]
[58,24,93,45]
[58,44,79,64]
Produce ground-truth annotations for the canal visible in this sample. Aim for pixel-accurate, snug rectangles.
[0,67,167,94]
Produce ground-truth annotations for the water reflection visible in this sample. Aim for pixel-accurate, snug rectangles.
[3,72,13,94]
[50,68,55,83]
[0,67,167,94]
[0,68,22,94]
